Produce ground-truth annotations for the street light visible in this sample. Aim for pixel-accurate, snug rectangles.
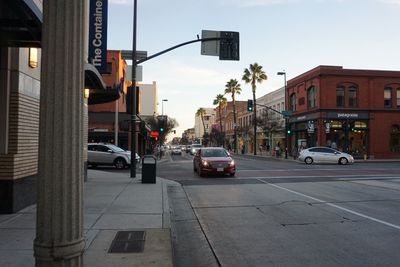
[162,99,168,116]
[277,71,288,159]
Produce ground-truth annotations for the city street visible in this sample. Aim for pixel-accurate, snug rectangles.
[158,152,400,267]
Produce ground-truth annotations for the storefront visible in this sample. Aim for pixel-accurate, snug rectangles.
[288,112,369,159]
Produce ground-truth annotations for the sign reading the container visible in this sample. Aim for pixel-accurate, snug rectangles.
[88,0,108,74]
[307,120,315,133]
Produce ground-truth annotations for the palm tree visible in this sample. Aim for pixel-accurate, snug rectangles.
[225,79,241,153]
[213,94,227,147]
[242,63,267,155]
[196,107,207,139]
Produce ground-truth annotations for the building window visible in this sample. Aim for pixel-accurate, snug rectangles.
[307,86,316,108]
[384,87,392,108]
[397,88,400,108]
[336,86,345,107]
[348,86,358,107]
[290,93,296,111]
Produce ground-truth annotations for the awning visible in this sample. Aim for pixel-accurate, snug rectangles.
[85,63,120,105]
[0,0,42,47]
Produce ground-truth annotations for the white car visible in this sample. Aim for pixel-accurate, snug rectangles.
[298,147,354,165]
[88,143,137,169]
[190,144,203,155]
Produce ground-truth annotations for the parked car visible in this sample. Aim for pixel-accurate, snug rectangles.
[298,147,354,165]
[193,147,236,177]
[190,144,203,155]
[88,143,138,169]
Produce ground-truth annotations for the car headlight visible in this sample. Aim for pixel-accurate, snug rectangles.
[202,160,209,166]
[229,160,235,166]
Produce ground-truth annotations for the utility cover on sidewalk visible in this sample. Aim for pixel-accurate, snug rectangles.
[108,231,146,253]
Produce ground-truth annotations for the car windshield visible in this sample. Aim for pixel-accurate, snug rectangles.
[106,145,125,153]
[201,149,228,157]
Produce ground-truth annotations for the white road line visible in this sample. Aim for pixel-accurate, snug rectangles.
[239,175,400,180]
[257,178,400,231]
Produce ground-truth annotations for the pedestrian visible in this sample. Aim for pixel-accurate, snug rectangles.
[275,143,280,158]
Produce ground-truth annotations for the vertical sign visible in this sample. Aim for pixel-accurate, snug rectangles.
[88,0,108,73]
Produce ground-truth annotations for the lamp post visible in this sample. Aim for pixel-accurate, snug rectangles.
[162,99,168,116]
[277,71,288,159]
[130,0,137,178]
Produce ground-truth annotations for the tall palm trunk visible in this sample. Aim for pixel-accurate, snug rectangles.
[218,105,223,147]
[253,88,257,155]
[232,94,237,153]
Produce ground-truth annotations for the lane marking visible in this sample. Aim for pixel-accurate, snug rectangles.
[257,178,400,231]
[238,175,400,180]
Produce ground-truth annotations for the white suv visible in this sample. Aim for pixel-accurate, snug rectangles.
[88,143,137,169]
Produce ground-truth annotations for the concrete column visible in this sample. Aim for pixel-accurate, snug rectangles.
[34,1,85,266]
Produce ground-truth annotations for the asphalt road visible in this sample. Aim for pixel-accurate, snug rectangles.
[160,151,400,267]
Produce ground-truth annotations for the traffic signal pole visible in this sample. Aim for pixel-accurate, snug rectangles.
[130,0,137,178]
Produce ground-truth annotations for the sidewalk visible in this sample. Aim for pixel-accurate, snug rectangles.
[0,170,179,267]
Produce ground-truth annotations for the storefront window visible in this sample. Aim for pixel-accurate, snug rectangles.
[390,125,400,152]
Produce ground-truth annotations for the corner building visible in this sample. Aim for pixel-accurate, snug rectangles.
[287,65,400,159]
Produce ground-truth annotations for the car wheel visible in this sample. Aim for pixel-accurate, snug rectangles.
[229,172,235,177]
[339,157,348,165]
[114,158,127,169]
[305,157,313,164]
[193,164,197,172]
[88,163,97,168]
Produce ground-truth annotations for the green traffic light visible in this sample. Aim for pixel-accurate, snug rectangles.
[160,128,164,132]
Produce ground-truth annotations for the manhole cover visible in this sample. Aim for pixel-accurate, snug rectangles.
[108,231,146,253]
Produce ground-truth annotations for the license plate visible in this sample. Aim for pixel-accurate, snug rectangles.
[217,168,224,172]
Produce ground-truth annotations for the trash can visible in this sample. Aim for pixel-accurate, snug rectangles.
[141,155,156,183]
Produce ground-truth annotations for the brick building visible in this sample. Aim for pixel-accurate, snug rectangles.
[287,65,400,159]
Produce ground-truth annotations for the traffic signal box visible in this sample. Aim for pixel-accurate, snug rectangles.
[219,31,240,61]
[247,99,253,112]
[158,116,168,133]
[126,86,140,114]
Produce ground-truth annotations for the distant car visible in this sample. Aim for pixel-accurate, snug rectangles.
[186,145,192,153]
[172,146,182,155]
[88,143,135,169]
[298,147,354,165]
[190,144,203,155]
[193,147,236,177]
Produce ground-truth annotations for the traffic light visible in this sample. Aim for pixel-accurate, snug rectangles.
[287,129,291,135]
[247,99,253,112]
[219,31,240,61]
[158,115,168,133]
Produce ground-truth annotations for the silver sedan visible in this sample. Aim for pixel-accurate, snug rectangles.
[298,147,354,165]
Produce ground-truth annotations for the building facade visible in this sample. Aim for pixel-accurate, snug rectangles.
[287,65,400,159]
[194,107,216,143]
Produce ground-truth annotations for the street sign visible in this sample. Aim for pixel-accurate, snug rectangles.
[281,110,292,117]
[201,30,219,56]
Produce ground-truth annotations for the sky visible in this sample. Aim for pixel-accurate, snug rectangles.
[107,0,400,139]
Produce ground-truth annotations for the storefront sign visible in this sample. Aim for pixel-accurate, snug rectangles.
[307,120,314,133]
[327,112,369,120]
[325,122,330,133]
[88,0,108,74]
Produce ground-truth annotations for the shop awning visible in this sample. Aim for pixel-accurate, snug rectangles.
[0,0,42,47]
[85,63,120,105]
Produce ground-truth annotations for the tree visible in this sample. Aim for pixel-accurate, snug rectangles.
[213,94,227,147]
[225,79,241,153]
[196,108,207,137]
[242,63,267,155]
